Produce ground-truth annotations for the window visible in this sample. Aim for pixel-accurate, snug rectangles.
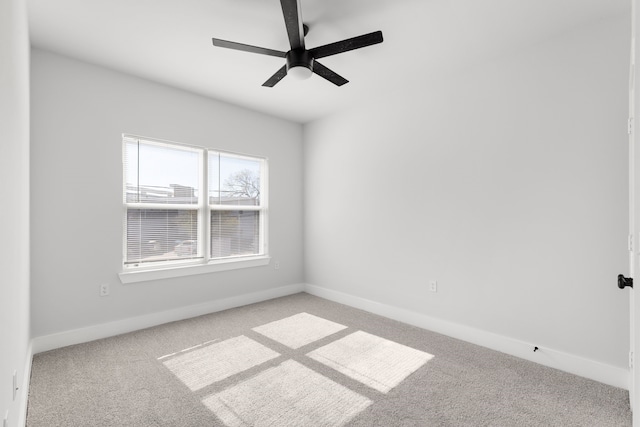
[122,135,267,279]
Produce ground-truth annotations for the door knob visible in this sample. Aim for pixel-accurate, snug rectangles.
[618,274,633,289]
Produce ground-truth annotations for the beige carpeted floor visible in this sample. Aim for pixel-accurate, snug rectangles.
[27,293,632,426]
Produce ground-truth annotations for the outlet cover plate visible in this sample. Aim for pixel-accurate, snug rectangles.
[100,283,110,297]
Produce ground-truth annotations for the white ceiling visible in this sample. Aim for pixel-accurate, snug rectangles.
[27,0,629,123]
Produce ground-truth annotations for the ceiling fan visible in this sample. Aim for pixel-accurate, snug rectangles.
[211,0,384,87]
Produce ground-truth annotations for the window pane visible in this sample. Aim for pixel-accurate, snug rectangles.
[210,211,259,259]
[208,152,220,204]
[209,153,261,206]
[126,209,199,265]
[125,139,200,204]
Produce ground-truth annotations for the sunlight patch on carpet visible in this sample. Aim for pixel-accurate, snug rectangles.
[202,359,372,427]
[307,330,434,393]
[252,312,347,349]
[162,335,279,391]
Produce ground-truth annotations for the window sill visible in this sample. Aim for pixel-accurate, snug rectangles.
[118,256,271,284]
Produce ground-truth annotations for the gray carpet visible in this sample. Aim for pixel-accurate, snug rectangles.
[26,293,632,426]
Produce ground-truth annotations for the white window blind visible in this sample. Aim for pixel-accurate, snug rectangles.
[210,210,260,259]
[123,135,266,270]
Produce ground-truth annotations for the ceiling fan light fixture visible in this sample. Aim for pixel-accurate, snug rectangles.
[288,65,313,80]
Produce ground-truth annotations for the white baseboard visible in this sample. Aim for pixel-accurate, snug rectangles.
[18,341,33,427]
[304,283,630,390]
[32,283,305,354]
[29,282,629,390]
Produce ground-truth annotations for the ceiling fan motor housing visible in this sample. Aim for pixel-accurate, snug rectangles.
[286,49,314,73]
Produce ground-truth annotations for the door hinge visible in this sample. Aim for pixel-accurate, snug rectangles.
[629,117,634,135]
[630,351,634,369]
[629,234,634,252]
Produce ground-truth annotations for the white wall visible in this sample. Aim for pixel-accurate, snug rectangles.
[0,0,31,425]
[30,49,304,338]
[304,16,630,371]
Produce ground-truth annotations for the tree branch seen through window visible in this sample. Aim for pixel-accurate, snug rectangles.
[223,169,260,202]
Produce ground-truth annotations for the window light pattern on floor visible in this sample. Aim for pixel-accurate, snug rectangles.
[162,335,279,391]
[307,330,434,393]
[251,312,347,349]
[202,359,372,427]
[160,312,434,427]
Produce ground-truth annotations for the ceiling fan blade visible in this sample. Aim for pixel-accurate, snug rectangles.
[280,0,305,50]
[313,61,348,86]
[212,38,286,58]
[309,31,383,59]
[262,65,288,87]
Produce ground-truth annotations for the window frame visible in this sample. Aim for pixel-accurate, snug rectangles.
[119,134,269,284]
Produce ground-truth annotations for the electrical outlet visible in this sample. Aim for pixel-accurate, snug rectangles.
[274,261,280,270]
[12,371,16,401]
[429,280,438,293]
[100,283,110,297]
